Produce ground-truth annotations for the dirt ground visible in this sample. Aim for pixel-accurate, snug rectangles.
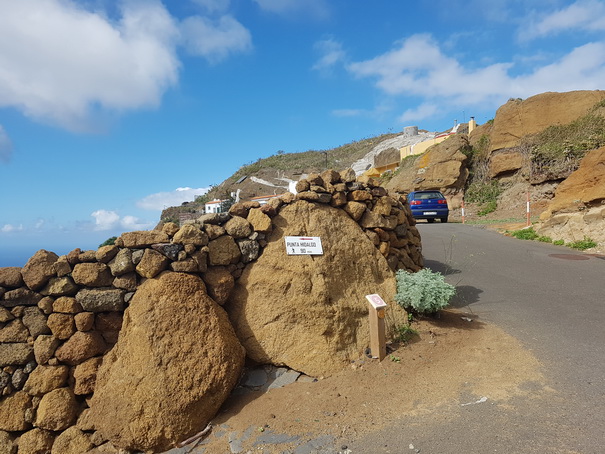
[191,309,547,453]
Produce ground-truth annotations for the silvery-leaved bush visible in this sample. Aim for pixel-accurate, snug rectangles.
[394,268,455,315]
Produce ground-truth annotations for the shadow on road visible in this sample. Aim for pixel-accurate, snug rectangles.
[423,258,461,276]
[450,285,483,307]
[422,259,483,308]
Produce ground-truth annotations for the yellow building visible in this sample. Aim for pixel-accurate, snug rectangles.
[399,131,456,160]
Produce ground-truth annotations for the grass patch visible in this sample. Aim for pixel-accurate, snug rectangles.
[394,324,418,344]
[477,200,497,216]
[508,229,597,251]
[567,238,597,250]
[510,227,539,240]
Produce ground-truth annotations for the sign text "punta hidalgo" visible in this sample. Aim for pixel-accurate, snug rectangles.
[284,236,323,255]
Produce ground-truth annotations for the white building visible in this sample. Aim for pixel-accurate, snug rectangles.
[204,199,224,213]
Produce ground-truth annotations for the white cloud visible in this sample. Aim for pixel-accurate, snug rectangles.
[181,15,252,62]
[120,215,153,230]
[0,0,255,132]
[0,0,181,132]
[253,0,329,19]
[398,103,440,123]
[312,38,346,73]
[1,224,24,233]
[91,210,121,231]
[520,0,605,41]
[347,34,605,112]
[91,210,152,231]
[0,125,13,163]
[514,42,605,94]
[137,186,211,211]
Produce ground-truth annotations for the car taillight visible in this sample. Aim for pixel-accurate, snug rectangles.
[438,199,448,204]
[410,200,421,205]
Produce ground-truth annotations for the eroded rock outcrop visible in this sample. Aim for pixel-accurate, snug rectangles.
[537,147,605,244]
[488,91,605,152]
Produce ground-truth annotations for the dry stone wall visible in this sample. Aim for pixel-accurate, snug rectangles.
[0,169,422,453]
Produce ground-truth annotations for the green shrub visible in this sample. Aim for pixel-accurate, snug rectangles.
[477,200,497,216]
[567,238,597,250]
[537,235,552,243]
[465,180,502,204]
[99,236,117,248]
[394,324,418,344]
[394,269,455,315]
[553,239,565,246]
[524,100,605,179]
[510,227,538,240]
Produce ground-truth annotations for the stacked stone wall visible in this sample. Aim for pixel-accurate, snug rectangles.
[0,169,422,452]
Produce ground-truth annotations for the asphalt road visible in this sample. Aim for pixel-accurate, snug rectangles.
[346,223,605,454]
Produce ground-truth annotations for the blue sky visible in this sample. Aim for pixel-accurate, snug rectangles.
[1,0,605,266]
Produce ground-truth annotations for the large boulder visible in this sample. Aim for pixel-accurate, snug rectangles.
[227,200,408,378]
[488,91,605,152]
[87,271,245,452]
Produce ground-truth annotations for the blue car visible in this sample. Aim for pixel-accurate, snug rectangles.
[407,190,449,223]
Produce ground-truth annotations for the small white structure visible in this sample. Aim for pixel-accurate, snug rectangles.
[204,199,224,214]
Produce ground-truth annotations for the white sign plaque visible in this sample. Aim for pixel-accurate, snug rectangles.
[366,294,388,309]
[285,236,323,255]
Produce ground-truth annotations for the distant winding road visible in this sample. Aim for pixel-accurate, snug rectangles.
[348,223,605,454]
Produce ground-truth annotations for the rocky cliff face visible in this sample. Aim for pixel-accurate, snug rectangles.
[536,147,605,245]
[486,91,605,152]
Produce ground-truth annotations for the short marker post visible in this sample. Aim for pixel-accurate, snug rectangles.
[526,191,531,227]
[366,294,387,361]
[461,199,466,224]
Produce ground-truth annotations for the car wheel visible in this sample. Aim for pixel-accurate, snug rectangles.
[427,218,435,223]
[441,216,448,223]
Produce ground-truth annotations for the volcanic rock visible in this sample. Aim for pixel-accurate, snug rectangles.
[87,271,244,452]
[488,91,605,152]
[228,200,408,377]
[21,250,59,292]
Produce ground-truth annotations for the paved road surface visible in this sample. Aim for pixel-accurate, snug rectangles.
[347,223,605,454]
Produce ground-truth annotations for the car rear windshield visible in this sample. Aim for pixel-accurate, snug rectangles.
[414,192,444,199]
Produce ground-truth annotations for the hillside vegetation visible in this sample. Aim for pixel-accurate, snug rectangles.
[160,132,399,222]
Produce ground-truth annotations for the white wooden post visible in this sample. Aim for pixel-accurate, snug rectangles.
[366,294,387,360]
